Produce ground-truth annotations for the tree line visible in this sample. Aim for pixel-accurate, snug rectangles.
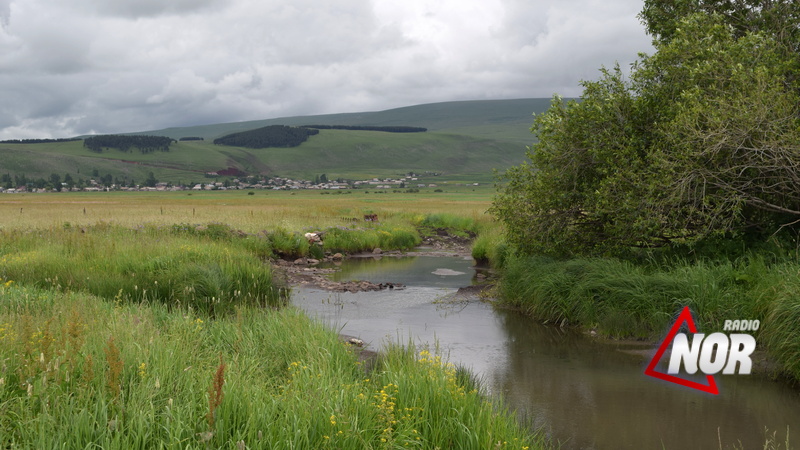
[83,135,174,153]
[0,138,81,144]
[213,125,319,149]
[1,171,137,191]
[302,125,427,133]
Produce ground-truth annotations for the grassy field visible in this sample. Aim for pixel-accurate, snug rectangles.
[0,190,546,448]
[0,189,495,233]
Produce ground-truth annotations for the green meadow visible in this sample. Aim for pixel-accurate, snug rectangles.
[0,190,545,449]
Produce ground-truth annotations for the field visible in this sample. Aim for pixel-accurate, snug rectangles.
[0,190,546,449]
[0,188,495,232]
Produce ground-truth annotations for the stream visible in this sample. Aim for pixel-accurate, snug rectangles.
[290,252,800,449]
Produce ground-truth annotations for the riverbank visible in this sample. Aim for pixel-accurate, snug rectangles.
[492,252,800,384]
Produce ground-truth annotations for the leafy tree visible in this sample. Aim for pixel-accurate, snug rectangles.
[49,173,61,192]
[63,173,74,190]
[493,11,800,256]
[640,0,800,50]
[145,172,157,187]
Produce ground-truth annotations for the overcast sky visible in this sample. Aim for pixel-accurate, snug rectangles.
[0,0,653,139]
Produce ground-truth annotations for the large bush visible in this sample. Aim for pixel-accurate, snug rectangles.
[493,6,800,257]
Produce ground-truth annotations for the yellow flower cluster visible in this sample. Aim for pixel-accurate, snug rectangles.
[0,322,15,342]
[287,361,308,371]
[138,362,147,379]
[282,361,311,390]
[0,274,14,289]
[373,382,398,444]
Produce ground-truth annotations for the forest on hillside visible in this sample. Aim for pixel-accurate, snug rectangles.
[302,125,427,133]
[213,125,319,149]
[84,135,174,153]
[0,138,81,144]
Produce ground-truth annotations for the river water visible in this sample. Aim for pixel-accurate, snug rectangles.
[290,253,800,449]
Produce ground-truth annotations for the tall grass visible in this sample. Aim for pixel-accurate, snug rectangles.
[499,254,766,339]
[0,224,286,314]
[471,222,510,267]
[759,263,800,381]
[410,212,480,237]
[0,284,544,449]
[321,224,421,253]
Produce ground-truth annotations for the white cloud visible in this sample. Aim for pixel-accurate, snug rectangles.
[0,0,652,139]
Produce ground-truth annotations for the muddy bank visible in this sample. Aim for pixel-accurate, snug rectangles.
[273,254,409,292]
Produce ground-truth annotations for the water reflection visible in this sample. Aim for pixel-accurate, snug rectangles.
[322,254,476,288]
[291,255,800,449]
[491,307,800,449]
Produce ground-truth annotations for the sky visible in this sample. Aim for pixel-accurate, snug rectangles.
[0,0,653,139]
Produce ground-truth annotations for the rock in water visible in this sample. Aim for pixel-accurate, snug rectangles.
[432,268,466,276]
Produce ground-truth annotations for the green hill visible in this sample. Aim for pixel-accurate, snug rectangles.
[133,98,552,143]
[0,98,554,186]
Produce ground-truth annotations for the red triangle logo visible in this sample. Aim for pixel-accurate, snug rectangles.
[644,306,719,395]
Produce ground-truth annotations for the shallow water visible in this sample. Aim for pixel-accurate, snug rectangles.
[291,254,800,449]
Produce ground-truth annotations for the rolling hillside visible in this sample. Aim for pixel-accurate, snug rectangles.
[0,98,556,185]
[135,98,553,143]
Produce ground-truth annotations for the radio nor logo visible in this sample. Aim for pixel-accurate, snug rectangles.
[644,306,757,395]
